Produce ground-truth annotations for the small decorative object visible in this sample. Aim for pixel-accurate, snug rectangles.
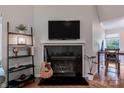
[15,64,19,68]
[17,37,26,45]
[13,47,19,57]
[16,24,27,34]
[18,74,27,80]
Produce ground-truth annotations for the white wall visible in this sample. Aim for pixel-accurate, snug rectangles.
[92,23,105,53]
[0,5,33,87]
[0,17,2,64]
[92,22,105,74]
[33,5,100,76]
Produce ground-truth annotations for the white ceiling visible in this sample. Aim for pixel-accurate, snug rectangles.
[97,5,124,22]
[97,5,124,30]
[101,18,124,30]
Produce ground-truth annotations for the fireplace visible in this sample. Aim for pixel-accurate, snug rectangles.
[39,41,88,85]
[44,45,82,77]
[41,40,85,77]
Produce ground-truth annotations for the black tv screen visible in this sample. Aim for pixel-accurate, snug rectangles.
[48,20,80,40]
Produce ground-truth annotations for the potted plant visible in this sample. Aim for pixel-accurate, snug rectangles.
[16,24,27,34]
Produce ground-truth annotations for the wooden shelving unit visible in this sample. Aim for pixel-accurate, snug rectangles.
[7,22,35,87]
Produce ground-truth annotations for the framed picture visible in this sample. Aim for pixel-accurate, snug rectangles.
[17,37,27,45]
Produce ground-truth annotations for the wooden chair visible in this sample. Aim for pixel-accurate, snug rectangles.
[105,48,120,77]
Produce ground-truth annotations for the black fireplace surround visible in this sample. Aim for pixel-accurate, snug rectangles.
[44,45,82,77]
[39,45,89,85]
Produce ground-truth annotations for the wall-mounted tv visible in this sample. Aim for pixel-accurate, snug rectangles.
[48,20,80,40]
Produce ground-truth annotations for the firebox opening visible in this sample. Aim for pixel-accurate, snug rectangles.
[44,45,82,78]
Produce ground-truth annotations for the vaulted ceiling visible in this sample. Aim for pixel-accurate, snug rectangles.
[97,5,124,30]
[97,5,124,22]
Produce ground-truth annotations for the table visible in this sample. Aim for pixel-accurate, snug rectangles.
[97,51,124,74]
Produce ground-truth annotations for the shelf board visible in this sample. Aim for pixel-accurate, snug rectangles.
[9,64,34,73]
[9,44,33,47]
[8,32,32,36]
[8,74,35,87]
[9,55,33,59]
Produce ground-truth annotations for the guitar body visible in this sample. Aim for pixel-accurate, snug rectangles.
[40,62,53,79]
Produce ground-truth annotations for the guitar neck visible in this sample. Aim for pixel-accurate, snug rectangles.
[44,48,48,62]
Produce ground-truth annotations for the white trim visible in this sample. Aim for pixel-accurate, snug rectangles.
[106,33,119,38]
[41,40,86,44]
[82,44,85,77]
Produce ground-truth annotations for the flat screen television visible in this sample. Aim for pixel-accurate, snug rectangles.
[48,20,80,40]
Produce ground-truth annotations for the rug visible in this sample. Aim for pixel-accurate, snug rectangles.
[38,77,89,86]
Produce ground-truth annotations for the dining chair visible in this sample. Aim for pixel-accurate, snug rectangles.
[105,48,120,77]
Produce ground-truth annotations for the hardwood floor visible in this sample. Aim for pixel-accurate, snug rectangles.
[93,63,124,88]
[24,64,124,88]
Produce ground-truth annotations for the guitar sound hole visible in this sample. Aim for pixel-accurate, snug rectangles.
[45,71,49,72]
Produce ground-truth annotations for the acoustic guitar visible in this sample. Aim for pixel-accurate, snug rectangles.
[40,62,53,79]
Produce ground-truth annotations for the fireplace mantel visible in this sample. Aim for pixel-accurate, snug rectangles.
[41,40,86,45]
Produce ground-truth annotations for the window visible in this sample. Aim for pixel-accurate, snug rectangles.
[106,34,119,49]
